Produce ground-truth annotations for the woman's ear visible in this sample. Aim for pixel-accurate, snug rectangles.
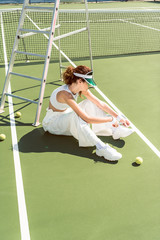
[77,79,82,84]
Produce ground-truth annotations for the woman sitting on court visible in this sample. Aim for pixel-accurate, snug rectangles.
[42,65,133,161]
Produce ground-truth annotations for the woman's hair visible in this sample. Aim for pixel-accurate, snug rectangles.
[63,65,91,85]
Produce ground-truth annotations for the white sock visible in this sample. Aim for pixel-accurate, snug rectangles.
[96,141,106,150]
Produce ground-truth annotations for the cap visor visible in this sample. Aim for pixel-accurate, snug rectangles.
[85,77,96,87]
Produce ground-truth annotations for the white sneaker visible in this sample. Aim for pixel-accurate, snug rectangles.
[96,144,122,161]
[112,126,134,140]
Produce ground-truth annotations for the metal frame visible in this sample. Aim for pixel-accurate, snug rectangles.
[0,0,93,126]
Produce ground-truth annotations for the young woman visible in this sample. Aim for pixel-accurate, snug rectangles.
[42,65,133,161]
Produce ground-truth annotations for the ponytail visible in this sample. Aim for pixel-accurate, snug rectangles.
[63,65,91,85]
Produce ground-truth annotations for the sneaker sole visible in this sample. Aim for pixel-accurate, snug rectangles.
[96,151,122,161]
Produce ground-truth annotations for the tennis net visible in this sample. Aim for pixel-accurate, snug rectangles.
[1,8,160,63]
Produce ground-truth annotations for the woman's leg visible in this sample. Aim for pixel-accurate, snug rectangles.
[69,111,122,161]
[78,99,134,139]
[42,107,103,147]
[42,106,122,161]
[78,99,113,136]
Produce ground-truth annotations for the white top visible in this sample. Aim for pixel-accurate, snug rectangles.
[50,84,78,110]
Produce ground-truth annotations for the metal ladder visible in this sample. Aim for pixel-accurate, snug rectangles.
[0,0,93,126]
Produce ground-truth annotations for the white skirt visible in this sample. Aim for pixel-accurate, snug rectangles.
[42,99,114,147]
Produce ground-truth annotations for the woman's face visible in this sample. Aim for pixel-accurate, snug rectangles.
[80,80,89,91]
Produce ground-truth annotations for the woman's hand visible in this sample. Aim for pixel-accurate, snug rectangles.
[120,118,130,127]
[112,120,119,128]
[116,115,130,127]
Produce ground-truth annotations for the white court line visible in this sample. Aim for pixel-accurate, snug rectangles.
[1,13,31,240]
[120,18,160,32]
[95,86,160,158]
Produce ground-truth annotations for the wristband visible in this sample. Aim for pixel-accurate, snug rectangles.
[116,115,123,122]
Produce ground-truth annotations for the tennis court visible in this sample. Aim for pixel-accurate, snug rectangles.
[0,1,160,240]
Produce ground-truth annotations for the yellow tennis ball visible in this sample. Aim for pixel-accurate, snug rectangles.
[0,134,6,141]
[136,157,143,165]
[15,111,21,118]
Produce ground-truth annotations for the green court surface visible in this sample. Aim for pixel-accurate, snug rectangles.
[0,2,160,240]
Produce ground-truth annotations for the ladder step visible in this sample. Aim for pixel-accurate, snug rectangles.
[19,28,50,34]
[19,25,60,39]
[19,27,50,38]
[25,6,54,11]
[10,72,42,81]
[15,51,46,58]
[5,93,38,104]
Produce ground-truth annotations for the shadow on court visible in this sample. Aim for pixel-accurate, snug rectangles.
[18,127,125,164]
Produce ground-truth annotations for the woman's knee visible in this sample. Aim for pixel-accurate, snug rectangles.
[79,99,99,114]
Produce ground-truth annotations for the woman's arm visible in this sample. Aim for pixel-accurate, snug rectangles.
[82,89,118,118]
[82,89,130,127]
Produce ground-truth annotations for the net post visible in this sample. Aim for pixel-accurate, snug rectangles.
[57,13,63,80]
[84,0,93,71]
